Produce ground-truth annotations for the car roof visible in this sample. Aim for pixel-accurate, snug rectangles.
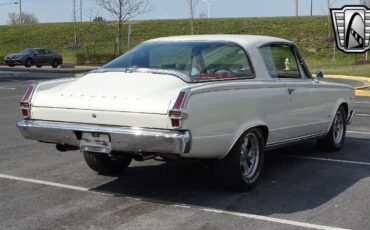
[146,35,292,49]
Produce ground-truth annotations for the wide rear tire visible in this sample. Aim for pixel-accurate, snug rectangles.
[83,151,133,175]
[317,106,347,151]
[214,128,265,191]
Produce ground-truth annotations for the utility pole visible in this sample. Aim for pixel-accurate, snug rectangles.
[73,0,77,45]
[310,0,313,16]
[127,22,132,51]
[202,0,215,18]
[19,0,22,24]
[80,0,83,22]
[294,0,299,16]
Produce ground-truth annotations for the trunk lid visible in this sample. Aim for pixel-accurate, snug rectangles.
[32,71,190,115]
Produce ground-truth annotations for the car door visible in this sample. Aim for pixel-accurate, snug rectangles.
[33,49,45,65]
[44,49,54,64]
[268,44,328,138]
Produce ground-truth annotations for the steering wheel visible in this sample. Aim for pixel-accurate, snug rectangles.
[210,67,233,74]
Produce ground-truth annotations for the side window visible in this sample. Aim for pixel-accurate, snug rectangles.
[37,49,45,55]
[260,45,301,79]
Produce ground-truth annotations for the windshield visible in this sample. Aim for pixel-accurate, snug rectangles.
[19,49,35,54]
[103,42,254,81]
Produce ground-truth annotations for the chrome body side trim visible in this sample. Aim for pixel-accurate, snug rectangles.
[17,120,191,155]
[266,133,326,151]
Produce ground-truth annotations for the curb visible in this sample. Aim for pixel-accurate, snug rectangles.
[326,75,370,97]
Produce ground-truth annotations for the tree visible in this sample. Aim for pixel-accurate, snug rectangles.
[186,0,200,34]
[7,12,38,25]
[96,0,151,56]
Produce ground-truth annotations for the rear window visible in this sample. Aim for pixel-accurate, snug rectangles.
[103,42,254,82]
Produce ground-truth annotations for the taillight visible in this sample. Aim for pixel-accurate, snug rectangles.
[169,89,189,129]
[20,84,37,119]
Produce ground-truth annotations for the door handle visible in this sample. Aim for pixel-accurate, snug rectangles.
[288,88,295,94]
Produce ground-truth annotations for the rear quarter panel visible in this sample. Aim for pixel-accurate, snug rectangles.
[182,81,289,159]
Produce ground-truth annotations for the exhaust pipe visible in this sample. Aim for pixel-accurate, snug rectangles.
[133,153,156,162]
[56,144,79,152]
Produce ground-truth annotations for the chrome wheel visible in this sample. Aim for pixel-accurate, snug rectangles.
[240,132,260,179]
[333,111,344,144]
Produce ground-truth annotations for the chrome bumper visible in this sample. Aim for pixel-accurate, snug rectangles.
[17,120,191,155]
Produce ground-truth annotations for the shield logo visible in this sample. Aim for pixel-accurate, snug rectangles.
[331,5,370,53]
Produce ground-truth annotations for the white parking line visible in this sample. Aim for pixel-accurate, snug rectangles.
[347,130,370,135]
[355,102,370,105]
[356,113,370,117]
[277,155,370,166]
[0,173,348,230]
[0,87,16,90]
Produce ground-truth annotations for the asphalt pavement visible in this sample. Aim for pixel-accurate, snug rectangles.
[0,74,369,230]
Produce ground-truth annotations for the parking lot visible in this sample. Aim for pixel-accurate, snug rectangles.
[0,73,369,230]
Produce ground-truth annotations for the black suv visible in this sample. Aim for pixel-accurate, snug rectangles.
[4,48,63,68]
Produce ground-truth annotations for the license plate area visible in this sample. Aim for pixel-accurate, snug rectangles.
[80,133,112,154]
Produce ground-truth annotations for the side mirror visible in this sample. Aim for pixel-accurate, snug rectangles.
[316,70,324,81]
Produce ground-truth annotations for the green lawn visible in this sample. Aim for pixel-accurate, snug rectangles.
[0,16,369,76]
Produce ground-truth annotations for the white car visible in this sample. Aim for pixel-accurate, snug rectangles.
[17,35,355,190]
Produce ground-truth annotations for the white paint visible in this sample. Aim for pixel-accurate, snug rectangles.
[278,155,370,166]
[0,173,348,230]
[347,130,370,135]
[355,102,370,105]
[0,87,16,90]
[355,113,370,117]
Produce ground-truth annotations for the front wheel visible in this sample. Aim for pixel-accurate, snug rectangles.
[214,128,265,191]
[317,106,347,151]
[51,59,60,68]
[83,151,133,175]
[25,58,33,68]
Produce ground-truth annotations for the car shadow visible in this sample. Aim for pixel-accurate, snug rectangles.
[92,136,369,215]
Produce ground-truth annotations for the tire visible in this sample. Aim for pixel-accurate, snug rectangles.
[83,151,133,175]
[51,59,60,68]
[214,128,265,191]
[317,106,347,151]
[25,58,33,68]
[8,64,15,67]
[36,65,42,68]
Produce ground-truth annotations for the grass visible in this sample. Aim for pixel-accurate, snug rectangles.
[0,16,369,76]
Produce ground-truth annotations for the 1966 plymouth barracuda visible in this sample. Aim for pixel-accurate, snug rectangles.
[17,35,355,190]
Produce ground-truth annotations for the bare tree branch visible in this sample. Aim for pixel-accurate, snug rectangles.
[7,12,38,25]
[96,0,152,55]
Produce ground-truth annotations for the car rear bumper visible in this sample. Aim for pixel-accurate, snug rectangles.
[17,120,191,155]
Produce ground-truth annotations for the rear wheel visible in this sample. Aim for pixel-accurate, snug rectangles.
[317,106,347,151]
[214,128,265,191]
[8,64,15,67]
[36,65,42,68]
[25,58,33,68]
[83,151,133,175]
[51,59,60,68]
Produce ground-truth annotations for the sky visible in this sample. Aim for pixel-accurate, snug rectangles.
[0,0,364,25]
